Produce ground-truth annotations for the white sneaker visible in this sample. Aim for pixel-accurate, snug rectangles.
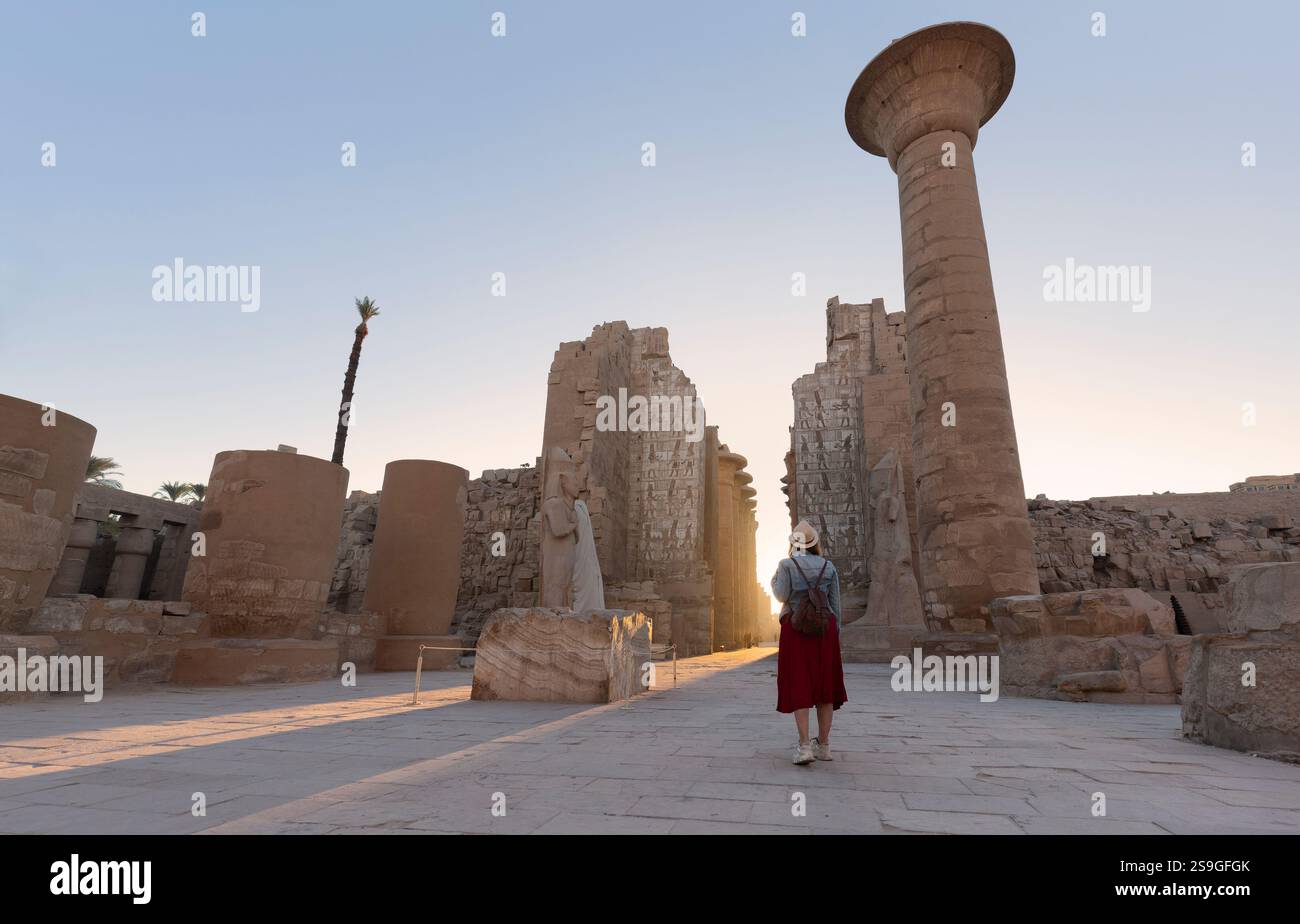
[811,737,832,761]
[792,741,815,765]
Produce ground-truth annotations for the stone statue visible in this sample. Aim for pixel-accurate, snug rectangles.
[540,447,578,607]
[864,449,924,627]
[572,498,605,613]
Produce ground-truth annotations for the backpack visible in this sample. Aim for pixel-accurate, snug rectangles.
[788,557,831,637]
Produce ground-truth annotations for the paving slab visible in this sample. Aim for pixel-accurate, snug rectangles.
[2,649,1299,834]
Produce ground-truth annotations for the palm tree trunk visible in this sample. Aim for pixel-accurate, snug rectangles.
[331,326,366,464]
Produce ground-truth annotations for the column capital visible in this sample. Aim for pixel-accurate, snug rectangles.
[845,21,1014,170]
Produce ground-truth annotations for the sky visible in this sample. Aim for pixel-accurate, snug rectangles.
[3,1,1297,610]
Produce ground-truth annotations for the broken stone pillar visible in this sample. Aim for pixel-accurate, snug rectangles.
[49,505,107,596]
[714,448,745,649]
[0,395,97,632]
[845,22,1040,633]
[176,449,346,683]
[104,515,160,599]
[367,459,470,670]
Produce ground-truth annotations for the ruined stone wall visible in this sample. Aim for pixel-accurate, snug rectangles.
[1029,493,1300,635]
[324,323,755,657]
[542,323,633,582]
[327,490,378,615]
[627,327,707,586]
[792,366,866,581]
[453,466,542,639]
[326,469,543,643]
[30,595,208,685]
[624,328,716,651]
[790,297,915,589]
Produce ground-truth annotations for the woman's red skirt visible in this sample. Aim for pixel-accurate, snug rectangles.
[776,617,848,713]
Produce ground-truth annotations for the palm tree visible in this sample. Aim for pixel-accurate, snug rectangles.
[187,483,206,505]
[154,481,191,501]
[331,296,380,465]
[85,456,123,490]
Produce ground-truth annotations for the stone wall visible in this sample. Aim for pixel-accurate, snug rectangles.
[789,297,916,611]
[453,466,543,640]
[542,322,634,582]
[327,490,378,615]
[1029,493,1300,634]
[627,328,709,589]
[539,323,758,655]
[28,595,209,686]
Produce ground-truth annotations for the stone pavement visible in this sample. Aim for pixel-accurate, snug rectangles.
[2,647,1299,834]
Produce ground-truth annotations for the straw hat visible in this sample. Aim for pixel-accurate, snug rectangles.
[790,520,819,552]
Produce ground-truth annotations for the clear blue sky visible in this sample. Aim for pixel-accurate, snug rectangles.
[3,1,1297,592]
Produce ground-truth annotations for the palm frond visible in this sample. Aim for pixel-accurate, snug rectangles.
[354,296,380,323]
[85,456,123,485]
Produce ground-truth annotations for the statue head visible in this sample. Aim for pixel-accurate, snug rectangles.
[543,446,579,501]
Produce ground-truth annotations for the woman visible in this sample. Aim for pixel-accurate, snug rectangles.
[770,520,848,766]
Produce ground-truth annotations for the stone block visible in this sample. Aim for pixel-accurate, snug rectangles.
[1224,562,1300,638]
[28,596,89,632]
[162,613,209,636]
[1182,635,1300,761]
[1183,562,1300,760]
[170,638,340,685]
[994,590,1191,703]
[1057,670,1126,694]
[470,608,650,703]
[0,634,59,703]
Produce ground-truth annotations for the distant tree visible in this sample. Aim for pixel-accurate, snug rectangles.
[331,296,380,465]
[154,481,192,501]
[186,483,206,505]
[85,456,123,490]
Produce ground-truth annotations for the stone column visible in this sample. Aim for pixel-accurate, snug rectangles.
[0,395,97,631]
[739,486,758,646]
[147,520,194,601]
[182,449,347,639]
[714,448,745,650]
[844,22,1040,633]
[173,448,348,685]
[49,505,107,596]
[105,515,160,599]
[367,459,470,670]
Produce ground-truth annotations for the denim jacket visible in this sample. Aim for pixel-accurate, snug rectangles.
[771,553,842,628]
